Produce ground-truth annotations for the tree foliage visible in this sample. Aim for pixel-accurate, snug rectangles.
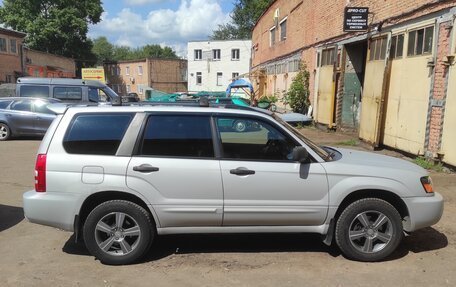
[286,63,311,114]
[211,0,274,40]
[92,37,179,64]
[0,0,102,65]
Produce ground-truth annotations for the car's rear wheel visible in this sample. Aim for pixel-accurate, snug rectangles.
[83,200,155,265]
[0,123,11,141]
[335,198,403,262]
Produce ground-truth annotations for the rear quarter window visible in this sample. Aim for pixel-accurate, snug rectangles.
[63,113,133,155]
[20,85,49,98]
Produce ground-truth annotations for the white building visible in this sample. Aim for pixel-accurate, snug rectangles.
[187,39,252,92]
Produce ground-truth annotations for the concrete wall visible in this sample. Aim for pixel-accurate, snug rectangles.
[187,40,252,92]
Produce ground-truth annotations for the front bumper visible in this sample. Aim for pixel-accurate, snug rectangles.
[402,192,444,232]
[23,190,82,232]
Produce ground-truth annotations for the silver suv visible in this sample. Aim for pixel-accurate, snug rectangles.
[23,103,443,265]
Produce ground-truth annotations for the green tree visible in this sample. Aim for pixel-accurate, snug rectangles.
[0,0,103,65]
[286,63,311,114]
[211,0,274,40]
[92,37,114,65]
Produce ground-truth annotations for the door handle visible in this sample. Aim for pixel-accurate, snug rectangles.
[133,164,159,173]
[230,167,255,176]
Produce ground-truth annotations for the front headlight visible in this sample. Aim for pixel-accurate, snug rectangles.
[420,176,434,193]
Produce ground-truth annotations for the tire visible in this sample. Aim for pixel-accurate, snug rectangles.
[0,123,11,141]
[335,198,403,262]
[233,120,247,132]
[83,200,155,265]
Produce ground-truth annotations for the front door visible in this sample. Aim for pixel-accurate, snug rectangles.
[126,114,223,227]
[32,99,57,135]
[8,99,35,134]
[215,116,329,226]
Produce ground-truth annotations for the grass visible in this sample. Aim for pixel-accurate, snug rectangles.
[335,139,359,146]
[414,156,444,172]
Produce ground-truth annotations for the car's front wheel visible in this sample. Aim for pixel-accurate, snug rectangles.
[0,123,11,141]
[335,198,403,262]
[83,200,155,265]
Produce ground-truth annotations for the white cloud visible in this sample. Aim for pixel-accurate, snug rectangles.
[124,0,167,6]
[89,0,230,57]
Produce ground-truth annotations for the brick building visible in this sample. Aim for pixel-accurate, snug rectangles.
[25,48,76,78]
[104,58,187,98]
[0,27,26,84]
[251,0,456,166]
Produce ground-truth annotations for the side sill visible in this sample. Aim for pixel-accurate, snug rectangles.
[157,224,330,235]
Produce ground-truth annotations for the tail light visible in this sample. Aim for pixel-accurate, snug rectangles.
[35,154,47,192]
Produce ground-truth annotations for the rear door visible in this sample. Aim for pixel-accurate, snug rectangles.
[126,114,223,227]
[32,99,57,135]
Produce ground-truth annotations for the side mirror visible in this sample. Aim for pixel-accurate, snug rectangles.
[292,146,309,163]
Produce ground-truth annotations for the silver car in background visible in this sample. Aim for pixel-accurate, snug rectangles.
[23,103,444,265]
[0,97,59,140]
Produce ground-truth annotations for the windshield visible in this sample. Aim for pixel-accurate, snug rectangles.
[272,114,332,161]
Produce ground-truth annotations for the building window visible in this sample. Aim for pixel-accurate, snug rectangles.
[138,84,144,95]
[270,26,276,46]
[194,49,202,60]
[116,67,121,75]
[390,34,405,59]
[10,39,17,54]
[408,26,434,57]
[126,66,130,75]
[0,38,6,52]
[321,48,336,66]
[196,72,202,85]
[138,66,143,75]
[213,49,221,60]
[280,18,287,41]
[369,37,387,61]
[231,49,240,60]
[6,75,12,83]
[216,72,223,86]
[232,72,239,80]
[126,85,131,93]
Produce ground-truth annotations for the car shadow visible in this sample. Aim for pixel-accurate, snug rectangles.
[0,204,24,232]
[62,227,447,263]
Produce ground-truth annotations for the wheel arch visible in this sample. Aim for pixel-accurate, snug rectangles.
[333,189,410,222]
[76,190,159,239]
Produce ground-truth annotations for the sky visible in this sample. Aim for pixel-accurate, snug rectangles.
[88,0,234,57]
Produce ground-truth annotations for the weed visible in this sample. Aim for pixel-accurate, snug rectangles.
[414,157,444,172]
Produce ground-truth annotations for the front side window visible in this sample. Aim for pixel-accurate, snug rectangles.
[213,49,221,60]
[140,115,214,158]
[20,85,49,98]
[54,87,82,101]
[33,100,55,114]
[216,117,297,161]
[194,49,202,60]
[88,87,109,102]
[10,100,32,112]
[63,113,133,155]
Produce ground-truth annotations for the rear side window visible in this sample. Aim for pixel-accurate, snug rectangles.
[0,100,12,109]
[54,87,82,101]
[140,115,214,158]
[20,85,49,98]
[10,100,32,112]
[63,113,133,155]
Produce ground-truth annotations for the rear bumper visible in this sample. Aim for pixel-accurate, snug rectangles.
[23,190,81,232]
[402,192,444,232]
